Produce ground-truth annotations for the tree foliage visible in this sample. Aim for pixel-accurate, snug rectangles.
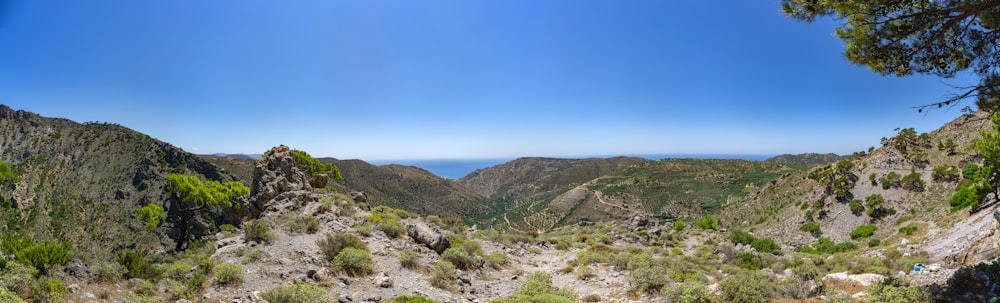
[136,203,165,229]
[290,149,342,179]
[166,174,249,250]
[782,0,1000,111]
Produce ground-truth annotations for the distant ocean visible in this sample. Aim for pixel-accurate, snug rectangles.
[369,154,774,180]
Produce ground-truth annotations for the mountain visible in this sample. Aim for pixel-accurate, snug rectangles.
[765,153,844,166]
[456,156,804,230]
[0,105,244,259]
[320,158,490,220]
[721,110,996,266]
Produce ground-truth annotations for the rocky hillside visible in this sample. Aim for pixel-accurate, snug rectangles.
[765,153,844,166]
[458,156,803,231]
[722,110,995,267]
[0,105,244,259]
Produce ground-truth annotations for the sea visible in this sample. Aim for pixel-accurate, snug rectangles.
[369,154,774,180]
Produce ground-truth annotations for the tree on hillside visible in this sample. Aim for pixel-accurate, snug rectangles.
[166,173,249,250]
[782,0,1000,112]
[976,112,1000,206]
[0,160,15,208]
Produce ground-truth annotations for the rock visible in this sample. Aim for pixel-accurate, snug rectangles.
[457,270,472,285]
[250,145,319,215]
[350,191,367,203]
[628,214,651,232]
[65,258,90,280]
[339,276,354,285]
[84,292,96,299]
[175,300,192,303]
[407,219,451,254]
[67,284,80,293]
[378,273,393,288]
[338,294,352,303]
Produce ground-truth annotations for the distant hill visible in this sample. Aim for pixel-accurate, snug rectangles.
[765,153,844,166]
[455,156,804,230]
[0,105,243,259]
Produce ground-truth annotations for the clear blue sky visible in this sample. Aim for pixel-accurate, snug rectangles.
[0,0,975,160]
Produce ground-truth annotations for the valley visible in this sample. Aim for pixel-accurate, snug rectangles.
[0,105,999,303]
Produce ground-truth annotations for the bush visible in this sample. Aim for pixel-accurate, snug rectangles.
[287,214,320,234]
[850,224,877,240]
[16,242,72,274]
[441,239,484,270]
[879,172,901,189]
[136,203,165,228]
[400,248,419,269]
[950,186,982,212]
[849,199,864,214]
[901,172,925,191]
[333,247,373,276]
[963,163,981,180]
[510,271,577,302]
[865,277,928,303]
[672,220,686,232]
[729,230,754,245]
[661,281,718,303]
[868,239,882,247]
[116,249,159,280]
[932,165,960,182]
[0,260,36,291]
[429,261,456,289]
[244,219,277,244]
[354,223,373,237]
[29,276,67,303]
[485,251,511,269]
[316,232,367,262]
[832,176,852,200]
[718,271,774,303]
[0,287,25,303]
[123,292,159,303]
[899,225,918,236]
[261,282,331,303]
[392,295,440,303]
[695,215,717,230]
[628,253,670,293]
[800,222,821,235]
[751,237,779,254]
[215,262,244,286]
[93,262,126,282]
[376,217,406,238]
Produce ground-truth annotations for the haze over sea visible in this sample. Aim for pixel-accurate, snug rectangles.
[370,154,776,180]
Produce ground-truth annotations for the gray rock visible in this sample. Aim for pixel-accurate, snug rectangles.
[338,294,352,303]
[65,258,90,280]
[407,219,451,254]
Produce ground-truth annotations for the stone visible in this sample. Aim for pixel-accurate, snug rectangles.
[65,258,90,280]
[407,219,451,254]
[338,294,352,303]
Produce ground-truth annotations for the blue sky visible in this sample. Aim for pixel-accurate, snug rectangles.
[0,0,975,160]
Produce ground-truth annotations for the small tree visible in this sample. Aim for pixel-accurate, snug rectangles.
[166,174,249,250]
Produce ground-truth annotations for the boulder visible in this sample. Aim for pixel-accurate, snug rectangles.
[407,219,451,254]
[350,191,367,203]
[250,145,314,215]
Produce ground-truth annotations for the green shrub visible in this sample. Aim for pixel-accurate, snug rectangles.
[933,165,960,182]
[751,237,779,254]
[93,262,126,282]
[510,271,577,302]
[15,242,72,274]
[400,248,419,269]
[729,230,754,245]
[901,172,925,191]
[215,262,244,286]
[0,233,31,256]
[833,176,852,200]
[865,194,895,220]
[899,225,918,236]
[290,149,341,179]
[287,214,320,234]
[391,295,440,303]
[238,247,263,264]
[116,249,159,280]
[136,203,165,228]
[0,287,25,303]
[123,292,160,303]
[244,219,277,244]
[799,222,820,235]
[627,253,670,293]
[672,220,686,232]
[950,186,982,212]
[0,260,36,290]
[795,237,858,254]
[316,232,367,262]
[718,271,774,303]
[376,217,406,238]
[963,163,981,180]
[29,276,67,303]
[865,277,928,303]
[429,261,456,289]
[695,215,717,230]
[441,239,484,270]
[486,251,511,269]
[354,223,373,237]
[661,281,718,303]
[868,239,882,247]
[849,199,864,214]
[334,247,372,276]
[737,252,763,270]
[261,282,331,303]
[850,224,877,240]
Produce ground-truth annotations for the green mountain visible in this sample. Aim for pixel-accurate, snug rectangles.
[0,105,244,260]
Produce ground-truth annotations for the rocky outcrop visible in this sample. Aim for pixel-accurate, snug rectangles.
[406,219,451,254]
[250,145,316,215]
